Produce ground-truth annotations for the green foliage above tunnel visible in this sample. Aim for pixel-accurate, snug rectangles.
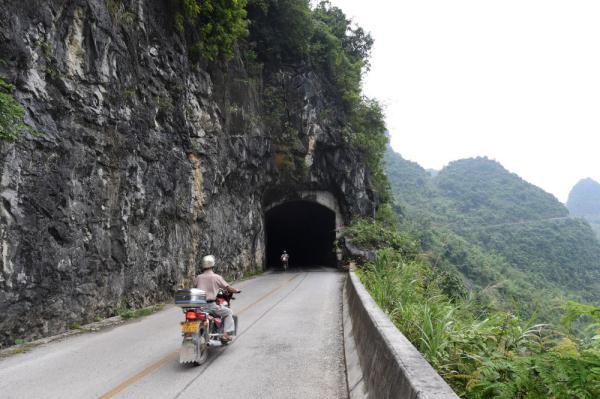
[171,0,249,61]
[249,0,389,199]
[248,0,375,112]
[169,0,390,201]
[245,1,389,200]
[347,98,390,202]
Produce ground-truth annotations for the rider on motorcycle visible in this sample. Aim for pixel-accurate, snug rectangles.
[194,255,240,342]
[280,250,289,270]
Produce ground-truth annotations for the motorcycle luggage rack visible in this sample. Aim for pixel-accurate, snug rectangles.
[175,288,208,308]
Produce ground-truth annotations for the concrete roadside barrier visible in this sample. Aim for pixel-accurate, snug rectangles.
[344,271,460,399]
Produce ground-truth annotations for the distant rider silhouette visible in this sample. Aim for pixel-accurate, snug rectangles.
[280,250,289,271]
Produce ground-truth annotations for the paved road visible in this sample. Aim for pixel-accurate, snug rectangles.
[0,269,348,399]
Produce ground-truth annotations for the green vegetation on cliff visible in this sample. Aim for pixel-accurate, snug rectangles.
[0,76,29,141]
[168,0,388,198]
[246,0,389,198]
[171,0,249,61]
[347,99,389,201]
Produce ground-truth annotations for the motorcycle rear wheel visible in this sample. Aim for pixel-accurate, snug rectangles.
[193,334,208,366]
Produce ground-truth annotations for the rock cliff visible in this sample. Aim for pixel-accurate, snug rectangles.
[0,1,375,346]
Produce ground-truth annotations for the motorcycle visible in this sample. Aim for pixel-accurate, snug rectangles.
[281,255,289,271]
[175,288,239,366]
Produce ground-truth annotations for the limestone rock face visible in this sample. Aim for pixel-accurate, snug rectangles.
[0,1,374,345]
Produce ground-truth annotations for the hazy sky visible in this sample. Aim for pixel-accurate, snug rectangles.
[330,0,600,202]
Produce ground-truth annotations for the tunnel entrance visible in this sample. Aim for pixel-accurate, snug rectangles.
[265,201,336,268]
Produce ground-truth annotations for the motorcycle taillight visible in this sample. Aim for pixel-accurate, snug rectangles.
[185,310,197,320]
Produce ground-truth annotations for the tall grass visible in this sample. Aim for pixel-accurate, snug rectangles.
[357,247,600,398]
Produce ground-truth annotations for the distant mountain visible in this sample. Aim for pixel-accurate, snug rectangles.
[385,151,568,226]
[384,150,432,197]
[385,147,600,311]
[435,157,568,225]
[567,178,600,237]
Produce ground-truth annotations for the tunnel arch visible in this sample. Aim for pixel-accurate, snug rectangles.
[263,191,343,269]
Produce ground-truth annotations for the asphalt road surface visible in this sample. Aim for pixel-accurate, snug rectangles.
[0,269,348,399]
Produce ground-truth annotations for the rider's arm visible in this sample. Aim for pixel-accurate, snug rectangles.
[226,285,241,294]
[216,274,241,294]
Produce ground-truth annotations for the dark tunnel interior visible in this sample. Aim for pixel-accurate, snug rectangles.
[265,201,336,268]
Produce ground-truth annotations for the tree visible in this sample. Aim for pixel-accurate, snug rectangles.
[172,0,249,61]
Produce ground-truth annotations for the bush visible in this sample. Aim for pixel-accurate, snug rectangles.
[171,0,249,61]
[0,76,29,141]
[347,98,390,201]
[247,0,313,64]
[341,219,418,258]
[358,245,600,398]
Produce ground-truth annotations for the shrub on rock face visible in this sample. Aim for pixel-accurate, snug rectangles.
[0,76,29,141]
[172,0,249,61]
[347,98,389,202]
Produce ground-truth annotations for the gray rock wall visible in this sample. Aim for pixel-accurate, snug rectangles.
[0,1,374,346]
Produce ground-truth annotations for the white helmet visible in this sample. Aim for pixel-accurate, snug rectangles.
[202,255,215,269]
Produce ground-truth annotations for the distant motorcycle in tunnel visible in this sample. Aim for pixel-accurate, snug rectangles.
[175,288,239,365]
[265,200,337,268]
[281,250,289,271]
